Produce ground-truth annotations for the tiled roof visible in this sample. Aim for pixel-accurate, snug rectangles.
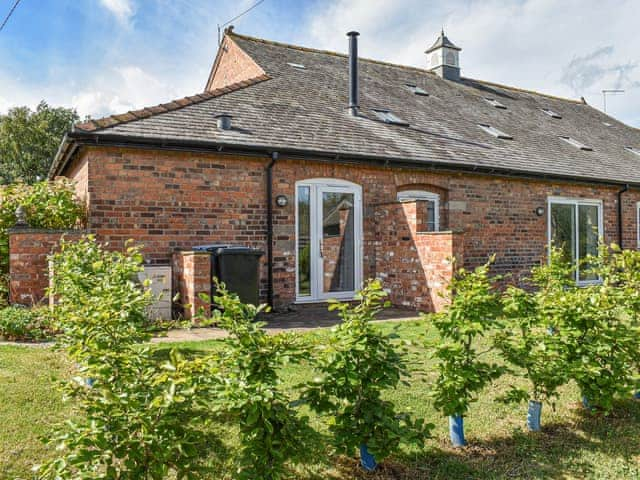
[74,74,270,132]
[60,31,640,185]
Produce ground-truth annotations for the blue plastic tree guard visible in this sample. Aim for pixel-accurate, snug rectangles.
[527,400,542,431]
[449,415,467,447]
[582,395,594,410]
[634,391,640,400]
[359,444,377,471]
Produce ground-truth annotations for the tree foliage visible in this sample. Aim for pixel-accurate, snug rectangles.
[0,101,78,184]
[555,245,640,412]
[427,258,505,417]
[302,280,431,462]
[213,281,310,480]
[39,236,216,479]
[494,278,569,406]
[0,178,84,304]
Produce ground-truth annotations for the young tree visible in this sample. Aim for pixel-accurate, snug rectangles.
[561,245,640,411]
[0,101,78,183]
[494,281,569,430]
[302,280,431,470]
[213,282,310,480]
[427,258,504,446]
[39,237,216,479]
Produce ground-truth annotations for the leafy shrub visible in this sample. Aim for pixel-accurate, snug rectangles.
[427,258,505,417]
[48,235,153,361]
[0,178,85,269]
[0,178,84,305]
[39,236,217,479]
[38,349,216,480]
[495,283,568,406]
[212,281,310,480]
[302,280,431,464]
[554,245,640,411]
[0,305,53,341]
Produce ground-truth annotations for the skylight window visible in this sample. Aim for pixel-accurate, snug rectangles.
[542,108,562,119]
[372,109,409,126]
[484,98,507,109]
[559,136,592,151]
[286,62,306,69]
[625,146,640,157]
[603,122,613,127]
[478,124,513,140]
[405,83,429,96]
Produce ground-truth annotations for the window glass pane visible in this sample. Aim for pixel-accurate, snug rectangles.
[416,200,436,232]
[550,203,576,264]
[297,186,311,296]
[578,204,600,281]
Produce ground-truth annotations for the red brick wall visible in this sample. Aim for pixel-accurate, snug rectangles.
[205,35,266,92]
[62,154,89,205]
[9,229,85,305]
[171,251,211,320]
[63,146,640,311]
[374,201,463,311]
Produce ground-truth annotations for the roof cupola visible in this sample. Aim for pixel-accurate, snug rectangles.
[426,29,461,81]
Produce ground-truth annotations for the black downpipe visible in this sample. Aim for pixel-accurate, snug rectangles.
[266,152,279,308]
[617,184,629,248]
[347,31,360,116]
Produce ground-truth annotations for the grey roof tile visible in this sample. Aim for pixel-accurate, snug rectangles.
[80,32,640,185]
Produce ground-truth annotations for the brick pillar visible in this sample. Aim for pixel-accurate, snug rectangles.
[171,251,212,320]
[373,202,464,312]
[8,228,85,305]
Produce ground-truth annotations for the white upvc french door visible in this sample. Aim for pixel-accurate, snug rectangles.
[295,179,363,302]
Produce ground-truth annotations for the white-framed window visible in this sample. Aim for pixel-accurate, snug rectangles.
[397,190,440,232]
[547,196,603,284]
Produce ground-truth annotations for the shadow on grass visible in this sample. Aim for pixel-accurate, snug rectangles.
[323,400,640,480]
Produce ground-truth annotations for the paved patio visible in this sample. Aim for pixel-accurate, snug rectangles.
[153,304,420,343]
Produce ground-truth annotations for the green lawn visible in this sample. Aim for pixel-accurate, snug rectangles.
[1,319,640,479]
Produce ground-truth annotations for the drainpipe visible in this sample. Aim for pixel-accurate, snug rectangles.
[266,151,279,308]
[617,184,629,249]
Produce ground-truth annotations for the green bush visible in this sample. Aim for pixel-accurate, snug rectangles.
[302,280,431,464]
[427,258,505,418]
[0,178,85,305]
[212,281,310,480]
[39,236,217,479]
[556,245,640,411]
[495,283,568,406]
[48,235,153,360]
[0,305,53,341]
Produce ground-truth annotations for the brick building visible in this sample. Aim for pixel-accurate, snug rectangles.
[36,28,640,313]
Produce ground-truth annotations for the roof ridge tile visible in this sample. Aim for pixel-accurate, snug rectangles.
[74,73,271,132]
[229,31,583,105]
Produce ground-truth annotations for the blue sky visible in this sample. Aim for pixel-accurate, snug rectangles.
[1,0,639,127]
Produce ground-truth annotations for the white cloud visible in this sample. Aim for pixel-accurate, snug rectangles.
[99,0,135,24]
[1,1,639,127]
[303,0,640,125]
[71,66,178,118]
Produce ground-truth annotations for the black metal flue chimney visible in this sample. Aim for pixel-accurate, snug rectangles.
[347,31,359,116]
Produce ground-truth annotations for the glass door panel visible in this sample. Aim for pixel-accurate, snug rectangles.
[550,202,576,264]
[578,204,600,282]
[296,186,311,297]
[321,191,355,294]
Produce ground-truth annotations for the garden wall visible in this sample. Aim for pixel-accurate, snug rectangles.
[374,201,464,312]
[8,228,85,305]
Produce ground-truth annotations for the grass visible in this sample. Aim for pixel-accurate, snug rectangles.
[1,319,640,479]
